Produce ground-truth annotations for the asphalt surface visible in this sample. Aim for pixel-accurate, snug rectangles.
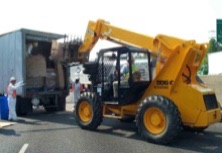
[1,102,222,153]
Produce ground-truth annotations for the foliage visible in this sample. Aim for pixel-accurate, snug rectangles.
[208,38,222,53]
[197,38,222,75]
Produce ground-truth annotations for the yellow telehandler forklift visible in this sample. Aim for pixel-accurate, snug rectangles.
[67,19,221,144]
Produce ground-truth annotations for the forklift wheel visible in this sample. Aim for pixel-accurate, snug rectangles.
[136,95,182,144]
[75,92,102,130]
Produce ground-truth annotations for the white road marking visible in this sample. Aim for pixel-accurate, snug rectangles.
[19,143,29,153]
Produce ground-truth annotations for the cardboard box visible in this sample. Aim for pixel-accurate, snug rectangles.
[50,40,66,61]
[26,77,44,89]
[26,55,46,77]
[55,62,65,89]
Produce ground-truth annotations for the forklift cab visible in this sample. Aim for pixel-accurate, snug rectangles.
[95,46,152,105]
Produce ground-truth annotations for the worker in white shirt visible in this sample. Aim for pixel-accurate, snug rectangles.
[7,77,24,121]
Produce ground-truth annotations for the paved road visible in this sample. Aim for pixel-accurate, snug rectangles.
[1,102,222,153]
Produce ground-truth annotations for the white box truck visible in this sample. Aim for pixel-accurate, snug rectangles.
[0,29,70,115]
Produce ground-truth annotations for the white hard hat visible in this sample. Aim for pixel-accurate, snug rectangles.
[10,76,16,81]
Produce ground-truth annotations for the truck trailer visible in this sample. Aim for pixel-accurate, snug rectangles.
[0,29,70,115]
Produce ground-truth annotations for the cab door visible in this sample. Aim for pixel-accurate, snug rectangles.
[118,48,151,105]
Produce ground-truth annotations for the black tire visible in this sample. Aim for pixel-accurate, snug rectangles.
[16,96,32,116]
[45,107,57,112]
[58,95,66,111]
[75,92,102,130]
[44,97,58,112]
[136,95,182,144]
[44,95,66,112]
[16,96,23,116]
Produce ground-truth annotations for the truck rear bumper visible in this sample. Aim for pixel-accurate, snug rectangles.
[26,90,69,97]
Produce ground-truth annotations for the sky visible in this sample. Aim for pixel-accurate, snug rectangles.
[0,0,222,60]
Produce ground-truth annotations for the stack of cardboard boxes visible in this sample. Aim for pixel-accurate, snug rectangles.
[26,55,46,90]
[26,44,65,91]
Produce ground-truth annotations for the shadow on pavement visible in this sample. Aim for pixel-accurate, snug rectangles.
[16,119,43,125]
[96,118,141,141]
[0,129,21,136]
[169,129,222,153]
[16,104,222,153]
[17,104,76,126]
[93,119,222,153]
[19,126,78,134]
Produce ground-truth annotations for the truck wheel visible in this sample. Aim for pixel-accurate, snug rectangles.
[16,96,23,116]
[45,107,57,112]
[44,97,57,112]
[16,96,32,116]
[58,95,66,111]
[75,92,102,130]
[136,95,182,144]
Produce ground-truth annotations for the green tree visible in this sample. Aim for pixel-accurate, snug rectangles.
[208,38,222,53]
[198,38,222,75]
